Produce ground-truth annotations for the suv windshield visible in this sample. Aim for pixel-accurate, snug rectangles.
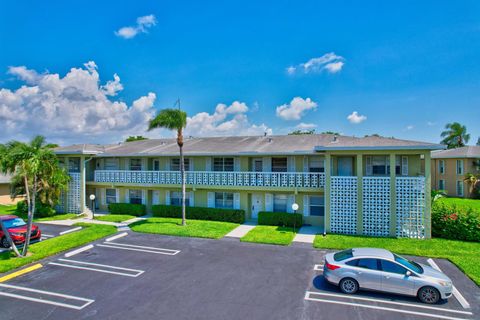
[394,253,423,274]
[334,249,353,261]
[3,218,26,229]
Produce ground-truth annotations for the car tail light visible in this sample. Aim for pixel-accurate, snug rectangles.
[326,262,341,271]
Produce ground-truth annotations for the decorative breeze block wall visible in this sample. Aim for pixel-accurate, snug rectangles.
[330,176,358,234]
[66,173,81,214]
[362,177,391,236]
[396,177,426,239]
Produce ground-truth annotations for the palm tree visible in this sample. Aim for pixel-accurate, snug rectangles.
[440,122,470,149]
[0,136,68,256]
[463,173,480,198]
[148,108,188,226]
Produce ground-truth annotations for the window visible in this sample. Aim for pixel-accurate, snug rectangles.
[346,259,359,266]
[130,159,142,171]
[106,189,117,204]
[171,158,190,171]
[393,253,423,274]
[456,160,464,175]
[105,158,118,170]
[68,158,80,173]
[380,260,408,275]
[367,156,404,176]
[309,196,325,217]
[438,180,445,190]
[439,160,445,175]
[273,194,287,212]
[457,180,464,197]
[215,192,234,209]
[272,158,288,172]
[129,189,142,204]
[170,191,190,206]
[153,160,160,171]
[372,156,387,175]
[334,249,353,261]
[213,158,234,171]
[309,157,325,173]
[357,259,380,270]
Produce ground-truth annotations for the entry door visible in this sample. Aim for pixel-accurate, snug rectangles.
[337,157,353,176]
[152,190,160,205]
[251,194,263,219]
[253,159,263,172]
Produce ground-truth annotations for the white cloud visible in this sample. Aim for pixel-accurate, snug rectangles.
[0,62,157,144]
[288,52,345,75]
[427,121,435,126]
[406,125,414,130]
[296,122,317,130]
[185,101,272,137]
[115,14,157,39]
[276,97,317,121]
[347,111,367,124]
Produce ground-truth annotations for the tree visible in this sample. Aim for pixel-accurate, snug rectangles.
[463,173,480,198]
[477,137,480,146]
[440,122,470,149]
[148,108,188,226]
[0,136,69,257]
[321,131,340,135]
[125,136,148,142]
[288,129,315,135]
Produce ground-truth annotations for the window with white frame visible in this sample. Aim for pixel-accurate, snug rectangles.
[215,192,234,209]
[272,158,288,172]
[170,191,190,206]
[456,181,464,196]
[309,196,325,216]
[366,156,406,176]
[438,180,445,190]
[153,159,160,171]
[105,158,118,170]
[171,158,190,171]
[456,160,464,175]
[309,157,325,173]
[68,158,80,173]
[130,159,142,171]
[106,189,117,204]
[439,160,445,175]
[129,189,143,204]
[273,194,288,212]
[371,156,387,175]
[213,158,234,171]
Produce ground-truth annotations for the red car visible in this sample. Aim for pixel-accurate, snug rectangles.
[0,215,42,248]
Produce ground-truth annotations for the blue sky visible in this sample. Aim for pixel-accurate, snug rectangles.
[0,0,479,144]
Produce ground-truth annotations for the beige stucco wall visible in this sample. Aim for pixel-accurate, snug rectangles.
[0,183,23,205]
[431,158,480,198]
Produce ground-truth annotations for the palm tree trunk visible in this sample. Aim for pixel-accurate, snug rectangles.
[22,175,36,256]
[0,219,22,257]
[180,144,186,226]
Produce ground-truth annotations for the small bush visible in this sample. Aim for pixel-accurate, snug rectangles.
[16,201,56,218]
[109,203,146,217]
[152,205,245,224]
[432,201,480,242]
[258,211,303,228]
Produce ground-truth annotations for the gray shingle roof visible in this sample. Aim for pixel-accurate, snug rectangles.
[55,134,443,157]
[0,174,11,184]
[431,146,480,159]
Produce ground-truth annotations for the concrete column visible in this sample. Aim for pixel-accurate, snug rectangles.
[424,152,432,239]
[80,156,86,213]
[356,155,363,235]
[325,153,331,233]
[389,154,397,237]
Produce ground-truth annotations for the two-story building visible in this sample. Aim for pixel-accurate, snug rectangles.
[54,134,443,238]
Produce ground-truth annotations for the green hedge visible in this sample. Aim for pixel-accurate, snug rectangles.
[432,201,480,242]
[152,205,245,224]
[258,211,303,228]
[108,203,146,217]
[17,201,56,218]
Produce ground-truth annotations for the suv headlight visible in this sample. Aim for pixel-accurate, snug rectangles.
[437,280,451,287]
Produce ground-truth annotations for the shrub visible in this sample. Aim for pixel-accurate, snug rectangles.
[16,201,56,218]
[258,211,303,228]
[109,203,146,217]
[151,205,245,224]
[432,201,480,242]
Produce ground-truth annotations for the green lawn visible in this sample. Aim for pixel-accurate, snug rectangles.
[241,226,296,246]
[0,205,18,216]
[437,197,480,212]
[314,234,480,286]
[130,218,239,239]
[95,214,136,223]
[0,223,117,273]
[0,204,81,221]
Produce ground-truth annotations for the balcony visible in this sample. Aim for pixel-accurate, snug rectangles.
[93,170,325,189]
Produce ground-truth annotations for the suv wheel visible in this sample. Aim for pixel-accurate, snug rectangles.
[339,278,359,294]
[418,286,440,304]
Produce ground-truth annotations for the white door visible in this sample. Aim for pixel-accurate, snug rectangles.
[337,157,353,176]
[252,158,263,172]
[251,194,263,219]
[152,190,160,205]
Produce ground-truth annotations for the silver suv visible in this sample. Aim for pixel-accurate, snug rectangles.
[323,248,453,304]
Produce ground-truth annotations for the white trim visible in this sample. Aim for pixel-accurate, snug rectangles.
[401,156,408,176]
[165,191,171,205]
[265,193,273,211]
[233,193,240,209]
[303,195,309,216]
[207,192,214,208]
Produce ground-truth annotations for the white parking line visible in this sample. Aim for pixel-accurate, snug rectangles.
[0,283,94,310]
[314,264,324,271]
[105,232,128,242]
[41,234,54,238]
[305,291,472,315]
[99,242,180,255]
[59,226,82,235]
[305,292,471,320]
[65,244,94,258]
[96,243,180,255]
[427,258,471,309]
[49,259,144,277]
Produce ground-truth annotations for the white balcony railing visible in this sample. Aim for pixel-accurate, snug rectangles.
[93,170,325,189]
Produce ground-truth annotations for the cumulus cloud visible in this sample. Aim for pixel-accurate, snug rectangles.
[405,125,414,131]
[295,122,317,130]
[276,97,317,121]
[185,101,272,137]
[115,14,157,39]
[287,52,345,75]
[0,62,157,144]
[347,111,367,124]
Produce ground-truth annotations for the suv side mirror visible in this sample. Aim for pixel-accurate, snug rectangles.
[405,270,412,277]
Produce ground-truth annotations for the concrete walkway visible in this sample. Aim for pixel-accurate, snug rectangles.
[225,221,257,238]
[293,226,323,244]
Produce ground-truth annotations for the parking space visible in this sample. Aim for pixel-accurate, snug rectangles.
[0,233,478,320]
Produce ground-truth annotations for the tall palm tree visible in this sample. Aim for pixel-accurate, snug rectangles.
[440,122,470,149]
[463,173,480,198]
[148,108,188,226]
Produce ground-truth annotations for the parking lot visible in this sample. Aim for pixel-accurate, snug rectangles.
[0,232,477,320]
